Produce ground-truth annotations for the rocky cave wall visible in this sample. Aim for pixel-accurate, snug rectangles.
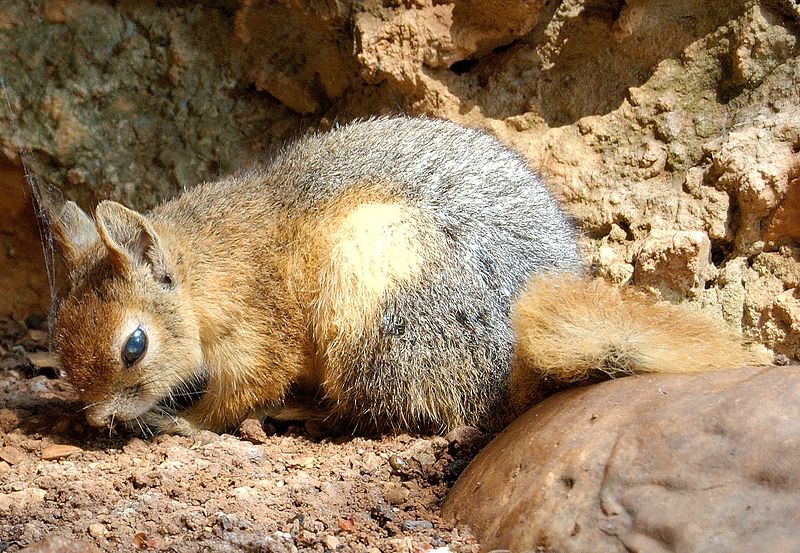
[0,0,798,357]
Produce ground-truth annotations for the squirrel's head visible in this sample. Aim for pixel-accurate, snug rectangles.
[51,200,205,431]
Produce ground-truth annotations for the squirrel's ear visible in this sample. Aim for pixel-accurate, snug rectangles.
[51,201,100,270]
[94,201,170,284]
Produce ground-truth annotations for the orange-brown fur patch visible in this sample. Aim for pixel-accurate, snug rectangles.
[133,199,315,433]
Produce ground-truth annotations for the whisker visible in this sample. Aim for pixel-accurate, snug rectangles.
[134,417,146,438]
[78,401,100,413]
[160,408,180,427]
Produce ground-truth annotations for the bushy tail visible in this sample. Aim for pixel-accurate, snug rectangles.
[508,274,769,411]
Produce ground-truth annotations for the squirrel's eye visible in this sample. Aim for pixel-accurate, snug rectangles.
[122,327,147,367]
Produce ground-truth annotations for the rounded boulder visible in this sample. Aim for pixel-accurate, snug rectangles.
[444,366,800,552]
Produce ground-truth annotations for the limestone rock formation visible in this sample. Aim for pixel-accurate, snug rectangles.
[0,0,798,356]
[443,366,800,552]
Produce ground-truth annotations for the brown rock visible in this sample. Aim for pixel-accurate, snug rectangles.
[337,517,356,533]
[26,328,49,345]
[27,351,60,370]
[765,173,800,244]
[384,484,410,505]
[757,286,800,357]
[131,532,158,550]
[0,488,47,512]
[322,535,340,549]
[86,523,106,538]
[444,426,487,451]
[444,366,800,553]
[634,229,712,298]
[41,444,83,461]
[0,159,49,318]
[0,445,27,465]
[43,0,77,24]
[238,418,269,444]
[0,408,22,432]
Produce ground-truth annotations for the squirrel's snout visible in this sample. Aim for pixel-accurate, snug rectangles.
[83,392,154,429]
[84,404,115,428]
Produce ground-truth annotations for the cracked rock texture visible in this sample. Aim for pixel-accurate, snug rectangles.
[0,0,799,355]
[443,366,800,552]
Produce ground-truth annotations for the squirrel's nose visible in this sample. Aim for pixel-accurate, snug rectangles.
[84,405,114,428]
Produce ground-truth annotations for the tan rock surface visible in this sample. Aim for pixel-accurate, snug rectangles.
[634,230,712,299]
[0,159,49,318]
[0,1,798,347]
[444,366,800,552]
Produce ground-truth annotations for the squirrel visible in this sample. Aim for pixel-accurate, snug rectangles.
[49,116,762,436]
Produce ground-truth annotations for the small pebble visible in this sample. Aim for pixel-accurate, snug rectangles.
[290,456,315,469]
[322,534,340,549]
[370,503,396,524]
[27,351,60,370]
[388,454,412,476]
[444,426,484,449]
[132,532,146,550]
[26,329,49,345]
[400,520,434,531]
[88,523,107,538]
[337,517,356,533]
[132,532,158,550]
[0,445,27,465]
[131,469,155,488]
[0,488,46,511]
[385,486,410,505]
[297,530,315,545]
[41,444,83,460]
[238,418,269,444]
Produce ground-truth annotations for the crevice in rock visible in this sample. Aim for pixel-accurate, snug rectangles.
[448,59,479,75]
[710,239,735,267]
[491,39,519,55]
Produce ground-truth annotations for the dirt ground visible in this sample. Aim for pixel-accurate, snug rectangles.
[0,316,485,552]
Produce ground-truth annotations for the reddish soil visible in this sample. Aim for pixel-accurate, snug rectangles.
[0,316,484,552]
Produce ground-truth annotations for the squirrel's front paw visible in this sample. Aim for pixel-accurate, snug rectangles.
[129,410,200,437]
